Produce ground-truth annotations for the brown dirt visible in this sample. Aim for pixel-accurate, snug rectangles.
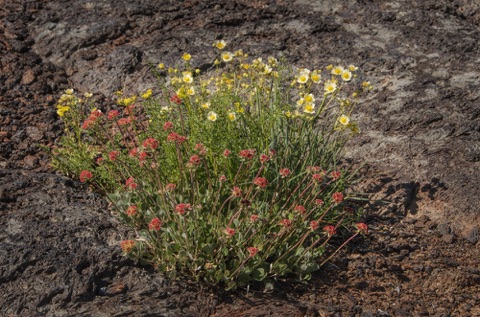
[1,0,479,316]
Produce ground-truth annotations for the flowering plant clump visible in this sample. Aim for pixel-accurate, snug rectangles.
[51,41,372,289]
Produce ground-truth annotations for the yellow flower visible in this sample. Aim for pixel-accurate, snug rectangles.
[234,49,244,57]
[182,53,191,61]
[84,92,93,98]
[284,110,292,118]
[207,111,218,121]
[297,73,309,84]
[326,64,333,70]
[182,72,193,84]
[187,87,195,96]
[331,66,344,76]
[214,40,226,50]
[304,93,315,103]
[324,81,337,94]
[201,102,210,109]
[341,70,352,81]
[141,89,152,99]
[348,64,358,71]
[158,63,165,70]
[221,52,233,63]
[338,114,350,126]
[56,106,70,117]
[264,65,272,74]
[214,59,220,65]
[65,89,74,95]
[311,71,321,83]
[303,103,316,114]
[296,98,305,107]
[195,68,201,74]
[228,112,236,121]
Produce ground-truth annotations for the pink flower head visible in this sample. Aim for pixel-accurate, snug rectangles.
[294,205,306,214]
[279,168,291,178]
[332,192,344,204]
[330,171,341,180]
[260,154,269,163]
[79,170,93,182]
[129,148,138,157]
[223,149,231,158]
[250,214,259,222]
[247,247,259,257]
[81,119,94,129]
[175,203,192,215]
[139,151,148,161]
[126,205,137,217]
[269,149,277,157]
[310,220,319,231]
[125,177,137,190]
[219,175,227,182]
[280,219,292,228]
[96,156,104,165]
[170,95,182,104]
[253,177,268,189]
[225,227,235,237]
[165,183,176,191]
[117,117,132,126]
[239,149,256,160]
[163,121,174,131]
[109,151,120,161]
[148,217,162,231]
[143,138,159,150]
[324,225,336,236]
[189,154,202,166]
[232,186,242,197]
[314,199,324,206]
[166,132,187,144]
[306,165,321,173]
[356,223,368,234]
[312,173,322,182]
[120,240,136,253]
[107,110,120,120]
[123,104,135,115]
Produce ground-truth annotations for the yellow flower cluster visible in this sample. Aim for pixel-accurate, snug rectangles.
[56,89,76,117]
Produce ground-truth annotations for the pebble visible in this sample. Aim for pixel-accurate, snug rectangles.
[21,69,36,85]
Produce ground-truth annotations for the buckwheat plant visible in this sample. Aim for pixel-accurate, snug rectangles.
[52,41,371,289]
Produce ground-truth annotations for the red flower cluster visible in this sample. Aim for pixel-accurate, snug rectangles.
[310,220,319,231]
[323,225,336,236]
[117,116,134,126]
[126,205,137,217]
[109,151,119,161]
[279,168,291,178]
[107,109,120,120]
[239,149,256,159]
[120,240,136,253]
[247,247,259,257]
[165,183,176,191]
[170,95,182,104]
[314,199,324,206]
[163,121,173,131]
[189,154,202,166]
[306,165,321,173]
[219,175,227,182]
[280,219,292,228]
[129,148,138,157]
[312,173,322,182]
[356,223,368,234]
[143,138,159,150]
[125,177,137,190]
[79,170,93,182]
[223,149,231,157]
[82,110,102,129]
[175,203,192,215]
[148,217,162,231]
[332,192,344,203]
[259,154,269,163]
[225,227,235,237]
[232,186,242,197]
[250,214,259,222]
[330,171,341,180]
[253,177,268,189]
[294,205,306,214]
[167,132,187,144]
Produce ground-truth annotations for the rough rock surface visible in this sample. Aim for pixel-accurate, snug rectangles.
[1,0,479,316]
